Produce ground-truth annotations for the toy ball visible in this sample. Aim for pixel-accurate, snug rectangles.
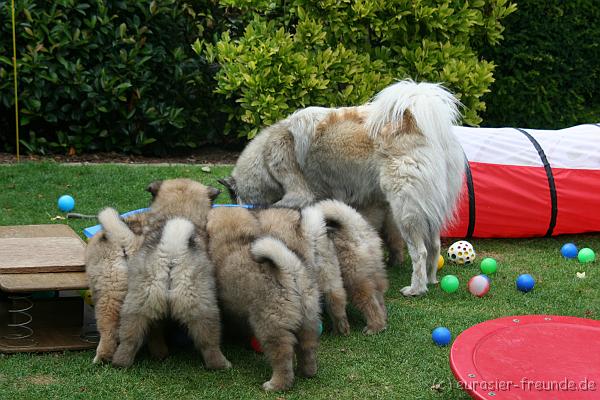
[480,257,497,274]
[447,240,476,264]
[480,274,491,282]
[57,195,75,212]
[432,327,452,346]
[516,274,535,292]
[437,255,445,270]
[318,321,323,337]
[440,275,459,293]
[250,336,263,353]
[468,275,490,297]
[577,248,596,263]
[561,243,578,259]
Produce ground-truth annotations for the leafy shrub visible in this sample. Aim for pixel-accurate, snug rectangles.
[480,0,600,129]
[202,0,516,138]
[0,0,223,154]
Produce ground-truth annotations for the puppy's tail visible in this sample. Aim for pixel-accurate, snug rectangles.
[365,79,460,140]
[157,218,195,256]
[251,237,319,323]
[314,199,381,247]
[251,236,305,278]
[98,207,136,250]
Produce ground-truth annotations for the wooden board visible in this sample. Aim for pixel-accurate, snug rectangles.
[0,224,82,240]
[0,237,85,273]
[0,272,89,292]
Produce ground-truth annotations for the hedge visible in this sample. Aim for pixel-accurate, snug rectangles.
[203,0,517,139]
[480,0,600,129]
[0,0,224,154]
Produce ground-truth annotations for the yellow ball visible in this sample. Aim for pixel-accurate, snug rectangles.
[79,289,94,306]
[438,255,445,270]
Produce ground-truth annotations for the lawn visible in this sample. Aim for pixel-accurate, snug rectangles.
[1,162,599,400]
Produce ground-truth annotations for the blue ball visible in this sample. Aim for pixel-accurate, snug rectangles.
[561,243,578,259]
[432,327,452,346]
[516,274,535,292]
[57,195,75,212]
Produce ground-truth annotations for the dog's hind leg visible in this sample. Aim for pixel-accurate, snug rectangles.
[112,311,153,367]
[266,134,315,208]
[182,317,231,370]
[92,295,123,363]
[394,216,429,296]
[295,319,320,378]
[425,234,441,285]
[257,329,297,391]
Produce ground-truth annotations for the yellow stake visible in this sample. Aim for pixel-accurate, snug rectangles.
[11,0,20,161]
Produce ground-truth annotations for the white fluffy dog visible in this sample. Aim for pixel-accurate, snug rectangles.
[220,80,465,296]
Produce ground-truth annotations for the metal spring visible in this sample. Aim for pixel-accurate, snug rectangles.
[2,295,35,347]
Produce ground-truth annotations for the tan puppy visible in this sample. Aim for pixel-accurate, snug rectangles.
[255,199,388,335]
[111,179,231,370]
[207,206,321,391]
[85,211,146,364]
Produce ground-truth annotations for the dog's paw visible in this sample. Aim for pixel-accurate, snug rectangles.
[363,323,387,335]
[262,379,291,392]
[206,357,232,370]
[400,285,427,297]
[428,277,439,285]
[334,319,351,336]
[111,350,134,368]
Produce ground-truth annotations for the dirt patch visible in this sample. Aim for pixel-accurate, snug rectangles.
[0,147,241,165]
[24,374,58,385]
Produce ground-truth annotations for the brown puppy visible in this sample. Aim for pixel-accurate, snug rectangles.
[255,200,388,335]
[85,211,146,364]
[110,179,231,370]
[207,206,321,391]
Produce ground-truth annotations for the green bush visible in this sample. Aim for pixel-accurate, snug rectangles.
[0,0,223,154]
[480,0,600,129]
[202,0,516,138]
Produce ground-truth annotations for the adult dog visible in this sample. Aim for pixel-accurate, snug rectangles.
[220,80,465,296]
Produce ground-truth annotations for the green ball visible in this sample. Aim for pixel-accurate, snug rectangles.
[578,248,596,263]
[480,258,498,274]
[440,275,459,293]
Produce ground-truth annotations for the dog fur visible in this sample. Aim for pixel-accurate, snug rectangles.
[221,80,465,296]
[253,200,388,335]
[207,206,321,391]
[111,179,231,370]
[84,209,146,364]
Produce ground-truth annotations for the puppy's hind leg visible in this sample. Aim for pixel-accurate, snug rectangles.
[295,319,320,378]
[183,317,231,370]
[258,330,297,391]
[112,311,153,367]
[92,295,123,363]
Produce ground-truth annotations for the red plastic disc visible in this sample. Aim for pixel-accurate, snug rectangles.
[450,315,600,399]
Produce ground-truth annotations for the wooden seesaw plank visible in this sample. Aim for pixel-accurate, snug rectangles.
[0,237,85,273]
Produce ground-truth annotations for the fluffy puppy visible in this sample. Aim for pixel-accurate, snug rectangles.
[253,206,350,336]
[207,206,320,391]
[84,210,146,364]
[313,200,388,334]
[255,200,388,335]
[111,179,231,370]
[221,80,465,296]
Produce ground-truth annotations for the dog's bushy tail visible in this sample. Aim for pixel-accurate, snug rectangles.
[98,207,136,250]
[365,79,461,139]
[158,218,195,256]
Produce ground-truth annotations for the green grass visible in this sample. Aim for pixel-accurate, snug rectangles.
[1,162,599,400]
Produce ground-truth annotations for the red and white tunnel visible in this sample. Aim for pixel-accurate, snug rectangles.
[442,124,600,238]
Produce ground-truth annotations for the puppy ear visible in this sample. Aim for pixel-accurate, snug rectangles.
[207,186,221,201]
[146,180,163,198]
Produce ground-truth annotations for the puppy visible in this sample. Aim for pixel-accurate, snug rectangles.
[255,200,388,335]
[221,80,465,296]
[111,179,231,370]
[84,210,146,364]
[207,206,320,391]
